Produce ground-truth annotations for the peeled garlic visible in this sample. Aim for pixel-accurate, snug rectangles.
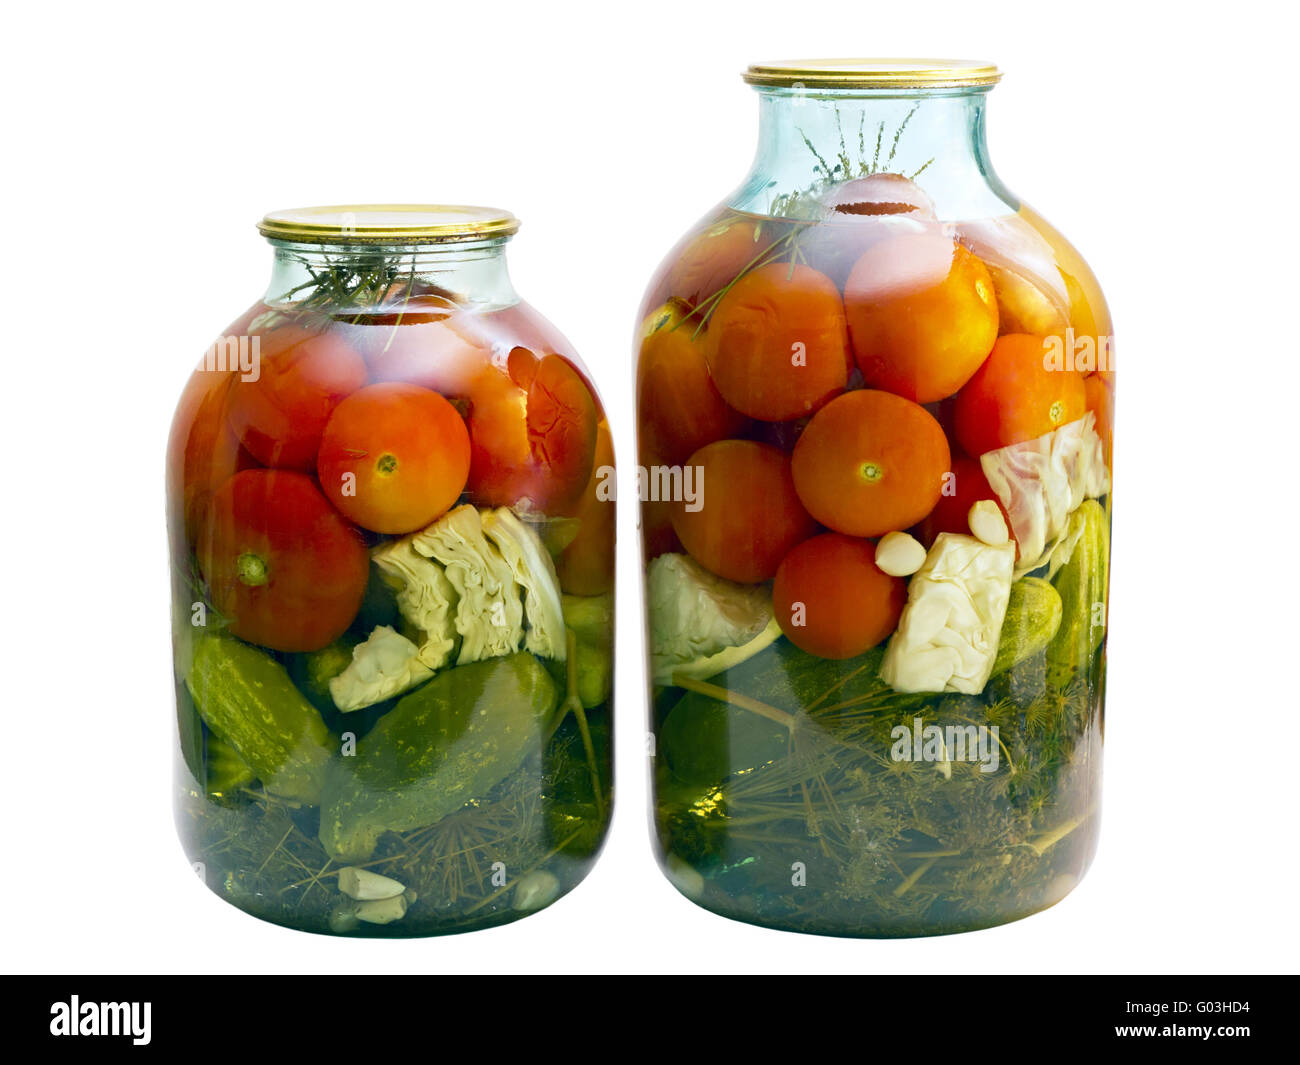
[874,531,927,577]
[338,866,406,901]
[968,500,1009,546]
[354,894,409,925]
[512,870,560,912]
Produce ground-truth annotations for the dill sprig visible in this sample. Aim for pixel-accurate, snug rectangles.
[181,708,608,935]
[655,638,1103,936]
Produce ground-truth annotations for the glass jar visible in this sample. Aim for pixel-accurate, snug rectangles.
[637,61,1113,936]
[169,205,614,935]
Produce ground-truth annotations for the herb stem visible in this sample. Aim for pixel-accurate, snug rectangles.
[671,675,797,729]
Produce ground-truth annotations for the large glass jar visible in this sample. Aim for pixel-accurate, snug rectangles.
[637,61,1113,936]
[169,205,614,935]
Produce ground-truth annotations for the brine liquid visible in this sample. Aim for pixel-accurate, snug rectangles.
[170,294,614,936]
[639,201,1112,936]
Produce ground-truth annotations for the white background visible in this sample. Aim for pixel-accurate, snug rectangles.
[3,0,1295,975]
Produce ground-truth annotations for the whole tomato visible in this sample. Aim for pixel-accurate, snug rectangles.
[953,333,1086,456]
[465,346,598,514]
[556,421,616,595]
[637,301,748,466]
[361,303,598,515]
[318,382,471,535]
[167,367,256,549]
[226,324,368,471]
[198,469,369,652]
[845,230,999,403]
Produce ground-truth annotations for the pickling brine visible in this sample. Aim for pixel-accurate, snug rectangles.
[637,62,1113,936]
[169,206,613,935]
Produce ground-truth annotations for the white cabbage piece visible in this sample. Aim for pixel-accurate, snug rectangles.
[330,626,434,712]
[411,504,525,665]
[980,412,1111,574]
[371,538,459,670]
[880,533,1016,695]
[481,507,566,661]
[648,553,773,685]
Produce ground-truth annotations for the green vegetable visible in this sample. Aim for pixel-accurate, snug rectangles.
[205,733,257,797]
[289,638,356,712]
[661,695,790,786]
[660,640,926,784]
[562,593,613,708]
[1047,500,1109,688]
[990,577,1063,678]
[654,628,1099,936]
[319,653,560,862]
[186,634,334,805]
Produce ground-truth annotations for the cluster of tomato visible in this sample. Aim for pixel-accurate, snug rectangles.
[168,293,612,654]
[637,175,1114,661]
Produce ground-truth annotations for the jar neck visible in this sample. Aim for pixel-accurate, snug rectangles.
[263,238,519,310]
[730,87,1015,220]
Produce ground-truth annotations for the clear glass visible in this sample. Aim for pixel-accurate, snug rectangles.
[637,79,1112,936]
[169,233,614,935]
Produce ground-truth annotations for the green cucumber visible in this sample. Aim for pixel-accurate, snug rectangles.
[186,633,333,805]
[562,593,614,708]
[204,733,257,797]
[990,577,1063,679]
[1047,499,1110,688]
[319,653,559,862]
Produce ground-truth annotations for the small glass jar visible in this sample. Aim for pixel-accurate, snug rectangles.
[168,205,614,935]
[637,61,1113,936]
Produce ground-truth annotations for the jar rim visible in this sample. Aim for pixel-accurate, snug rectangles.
[743,58,1001,90]
[257,204,521,245]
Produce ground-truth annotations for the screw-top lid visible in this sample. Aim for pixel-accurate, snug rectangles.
[257,204,520,245]
[743,59,1001,89]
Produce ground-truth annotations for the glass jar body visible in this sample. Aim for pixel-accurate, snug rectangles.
[637,83,1112,936]
[169,236,614,936]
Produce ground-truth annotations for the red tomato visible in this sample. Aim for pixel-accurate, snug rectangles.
[198,470,369,652]
[773,533,905,659]
[637,301,748,466]
[791,389,950,538]
[318,382,471,534]
[953,333,1086,456]
[671,440,818,583]
[466,347,598,514]
[1084,372,1114,469]
[556,421,616,595]
[226,324,368,470]
[915,455,1010,548]
[845,232,999,403]
[662,216,778,313]
[703,262,849,422]
[167,367,257,549]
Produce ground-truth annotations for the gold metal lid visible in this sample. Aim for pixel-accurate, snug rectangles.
[257,204,521,245]
[743,59,1001,90]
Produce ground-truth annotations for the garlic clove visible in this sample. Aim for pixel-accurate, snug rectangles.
[338,866,406,901]
[874,531,927,577]
[968,500,1009,546]
[512,870,560,912]
[354,894,409,925]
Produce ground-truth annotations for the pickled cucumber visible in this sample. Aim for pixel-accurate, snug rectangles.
[1047,500,1109,687]
[990,577,1063,678]
[320,653,559,862]
[204,733,257,797]
[186,633,334,804]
